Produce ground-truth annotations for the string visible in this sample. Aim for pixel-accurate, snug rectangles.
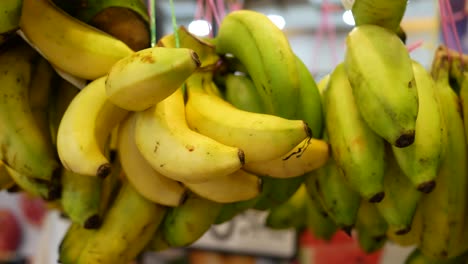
[216,0,226,19]
[444,0,464,67]
[439,0,451,51]
[169,0,180,48]
[207,0,222,28]
[195,0,204,20]
[147,0,157,47]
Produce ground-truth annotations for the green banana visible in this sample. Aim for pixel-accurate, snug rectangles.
[345,24,418,148]
[77,181,166,264]
[392,60,443,193]
[324,63,385,202]
[162,192,223,247]
[355,200,388,253]
[216,9,300,119]
[386,203,423,247]
[405,248,467,264]
[351,0,408,32]
[5,165,60,201]
[0,40,59,180]
[419,57,468,259]
[295,55,323,138]
[376,145,421,235]
[0,0,22,35]
[0,161,14,190]
[59,223,95,264]
[145,229,171,252]
[265,184,307,230]
[224,73,264,114]
[60,166,103,229]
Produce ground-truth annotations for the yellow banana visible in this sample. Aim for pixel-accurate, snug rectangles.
[419,58,468,260]
[184,169,261,203]
[392,60,443,193]
[243,137,329,178]
[118,113,186,207]
[134,87,244,183]
[77,181,166,264]
[105,47,201,111]
[215,9,300,119]
[324,63,385,202]
[0,41,59,180]
[19,0,134,80]
[185,73,311,163]
[345,24,418,147]
[0,0,22,34]
[57,76,129,178]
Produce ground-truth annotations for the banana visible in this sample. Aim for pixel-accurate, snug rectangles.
[185,73,311,163]
[386,203,423,247]
[0,41,59,180]
[5,165,60,201]
[345,24,418,148]
[19,0,134,80]
[77,181,166,264]
[317,74,330,95]
[324,63,385,202]
[304,178,339,241]
[214,198,258,224]
[0,161,14,190]
[203,79,224,98]
[57,76,129,178]
[450,59,468,145]
[224,73,264,114]
[59,223,95,264]
[60,166,103,229]
[243,137,329,179]
[305,140,361,232]
[355,200,389,253]
[295,55,323,138]
[162,193,223,247]
[134,87,244,183]
[184,169,261,203]
[145,229,171,252]
[253,176,305,211]
[265,184,307,230]
[392,60,443,193]
[404,248,467,264]
[376,145,422,236]
[105,47,201,111]
[157,26,220,68]
[215,9,300,119]
[117,113,187,207]
[351,0,408,32]
[0,0,22,34]
[419,57,468,260]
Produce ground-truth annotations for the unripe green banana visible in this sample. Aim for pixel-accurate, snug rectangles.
[419,58,468,260]
[59,223,95,264]
[0,0,22,34]
[224,73,264,114]
[324,63,385,202]
[392,60,443,193]
[0,161,14,190]
[265,184,307,230]
[345,24,418,148]
[77,181,166,264]
[216,10,300,119]
[386,203,423,247]
[376,145,421,236]
[5,165,60,201]
[351,0,408,32]
[355,200,388,253]
[162,193,223,247]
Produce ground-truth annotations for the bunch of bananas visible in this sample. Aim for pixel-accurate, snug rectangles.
[0,0,331,263]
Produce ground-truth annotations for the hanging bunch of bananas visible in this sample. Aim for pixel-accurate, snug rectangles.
[0,0,333,263]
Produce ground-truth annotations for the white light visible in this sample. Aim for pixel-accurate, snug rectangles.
[188,19,212,37]
[267,14,286,30]
[342,10,355,26]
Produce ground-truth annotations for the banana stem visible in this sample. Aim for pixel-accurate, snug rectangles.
[147,0,157,47]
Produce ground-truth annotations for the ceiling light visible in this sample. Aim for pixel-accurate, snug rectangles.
[188,19,212,37]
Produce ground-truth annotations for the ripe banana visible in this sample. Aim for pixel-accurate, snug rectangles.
[134,87,244,183]
[185,73,311,163]
[216,10,300,119]
[355,200,389,253]
[351,0,408,32]
[224,73,264,114]
[105,46,201,111]
[77,181,166,264]
[57,76,129,178]
[324,63,385,202]
[60,166,103,229]
[0,0,22,34]
[419,58,468,260]
[392,60,443,193]
[265,184,307,230]
[376,146,421,236]
[243,137,329,178]
[305,141,361,232]
[345,24,418,148]
[184,169,261,203]
[162,193,223,247]
[118,113,187,207]
[0,41,59,180]
[295,55,323,138]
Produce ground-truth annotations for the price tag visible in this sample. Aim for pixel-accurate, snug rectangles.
[191,210,297,259]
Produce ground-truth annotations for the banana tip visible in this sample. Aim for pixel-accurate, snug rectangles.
[394,226,411,236]
[368,192,385,203]
[394,131,415,148]
[97,163,112,178]
[417,181,436,194]
[238,149,245,165]
[84,214,102,229]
